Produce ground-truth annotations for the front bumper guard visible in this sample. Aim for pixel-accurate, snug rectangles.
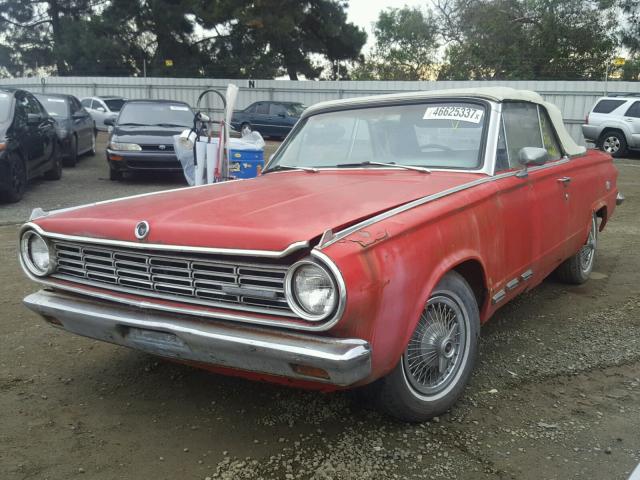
[617,192,625,206]
[23,290,371,386]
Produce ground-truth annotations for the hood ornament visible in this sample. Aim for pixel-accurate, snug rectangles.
[135,221,150,240]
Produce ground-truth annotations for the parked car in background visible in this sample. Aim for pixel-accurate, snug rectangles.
[81,96,126,131]
[230,101,305,138]
[105,99,194,180]
[35,93,95,167]
[0,88,62,202]
[19,88,622,421]
[582,94,640,157]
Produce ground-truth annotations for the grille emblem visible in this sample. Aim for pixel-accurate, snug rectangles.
[135,221,150,240]
[158,144,166,150]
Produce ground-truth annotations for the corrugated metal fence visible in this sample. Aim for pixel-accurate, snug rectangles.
[2,76,639,144]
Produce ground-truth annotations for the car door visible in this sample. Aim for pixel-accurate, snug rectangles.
[502,102,571,278]
[70,96,93,151]
[268,103,290,136]
[252,102,271,135]
[21,93,48,171]
[31,94,57,166]
[622,101,640,148]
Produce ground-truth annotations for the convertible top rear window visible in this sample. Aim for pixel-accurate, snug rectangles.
[271,101,487,170]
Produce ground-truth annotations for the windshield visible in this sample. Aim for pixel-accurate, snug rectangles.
[35,96,68,118]
[287,103,306,116]
[117,102,193,127]
[0,92,12,122]
[271,101,487,170]
[104,98,125,112]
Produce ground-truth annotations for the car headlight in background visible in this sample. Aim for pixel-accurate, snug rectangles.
[109,142,142,151]
[285,260,338,321]
[20,230,55,277]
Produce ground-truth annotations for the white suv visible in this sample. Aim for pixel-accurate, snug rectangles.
[582,95,640,157]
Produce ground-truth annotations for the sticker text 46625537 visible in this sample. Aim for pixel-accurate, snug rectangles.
[423,106,484,124]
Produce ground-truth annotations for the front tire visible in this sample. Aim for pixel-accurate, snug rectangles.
[2,154,27,203]
[556,214,598,285]
[373,271,480,422]
[109,166,123,181]
[240,122,252,136]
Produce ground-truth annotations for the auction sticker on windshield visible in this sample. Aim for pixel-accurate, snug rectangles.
[423,106,484,124]
[169,105,189,111]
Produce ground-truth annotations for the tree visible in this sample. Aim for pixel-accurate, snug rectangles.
[229,0,366,80]
[0,0,95,75]
[436,0,619,81]
[0,0,365,79]
[353,6,440,80]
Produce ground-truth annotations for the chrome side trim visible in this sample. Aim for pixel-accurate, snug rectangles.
[505,278,520,291]
[491,290,506,304]
[30,182,228,220]
[24,290,371,386]
[22,222,309,259]
[320,158,571,250]
[521,269,534,281]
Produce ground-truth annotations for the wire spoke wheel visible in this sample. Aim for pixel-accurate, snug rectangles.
[403,294,468,397]
[579,216,597,273]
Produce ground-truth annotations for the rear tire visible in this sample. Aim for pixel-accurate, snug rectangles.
[64,135,78,167]
[2,154,27,203]
[598,131,627,158]
[372,271,480,422]
[44,146,63,181]
[87,130,96,156]
[556,214,598,285]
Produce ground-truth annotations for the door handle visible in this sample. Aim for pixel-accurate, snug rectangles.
[557,176,571,185]
[625,118,633,122]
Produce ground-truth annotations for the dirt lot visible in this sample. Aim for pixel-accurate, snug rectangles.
[1,136,639,480]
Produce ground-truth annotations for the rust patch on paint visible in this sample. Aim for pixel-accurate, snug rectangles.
[348,229,389,248]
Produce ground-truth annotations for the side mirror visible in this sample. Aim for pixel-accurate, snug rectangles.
[27,113,42,125]
[96,107,105,113]
[277,113,286,118]
[516,147,548,178]
[104,117,115,126]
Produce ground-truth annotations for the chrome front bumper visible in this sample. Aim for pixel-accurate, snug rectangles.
[23,290,371,386]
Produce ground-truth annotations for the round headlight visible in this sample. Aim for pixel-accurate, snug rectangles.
[285,261,337,321]
[21,231,54,276]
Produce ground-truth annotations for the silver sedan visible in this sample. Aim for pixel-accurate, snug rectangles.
[81,96,126,131]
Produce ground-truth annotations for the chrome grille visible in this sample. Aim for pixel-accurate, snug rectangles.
[51,241,294,316]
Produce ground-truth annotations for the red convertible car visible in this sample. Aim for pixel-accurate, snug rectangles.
[20,88,623,421]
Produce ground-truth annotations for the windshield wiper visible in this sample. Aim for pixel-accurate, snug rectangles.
[153,123,189,128]
[336,161,431,173]
[118,122,146,126]
[263,164,318,173]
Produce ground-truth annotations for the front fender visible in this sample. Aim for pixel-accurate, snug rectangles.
[321,206,492,383]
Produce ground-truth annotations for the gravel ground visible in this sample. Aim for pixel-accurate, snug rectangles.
[1,142,639,480]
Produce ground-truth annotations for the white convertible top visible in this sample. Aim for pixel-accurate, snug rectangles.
[303,87,586,156]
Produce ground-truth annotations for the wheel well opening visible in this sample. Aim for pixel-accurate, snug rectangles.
[453,260,487,310]
[596,205,608,230]
[598,128,625,143]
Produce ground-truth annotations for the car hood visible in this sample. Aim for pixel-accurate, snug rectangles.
[112,125,189,144]
[36,170,482,252]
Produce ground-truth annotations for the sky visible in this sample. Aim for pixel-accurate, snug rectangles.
[346,0,427,51]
